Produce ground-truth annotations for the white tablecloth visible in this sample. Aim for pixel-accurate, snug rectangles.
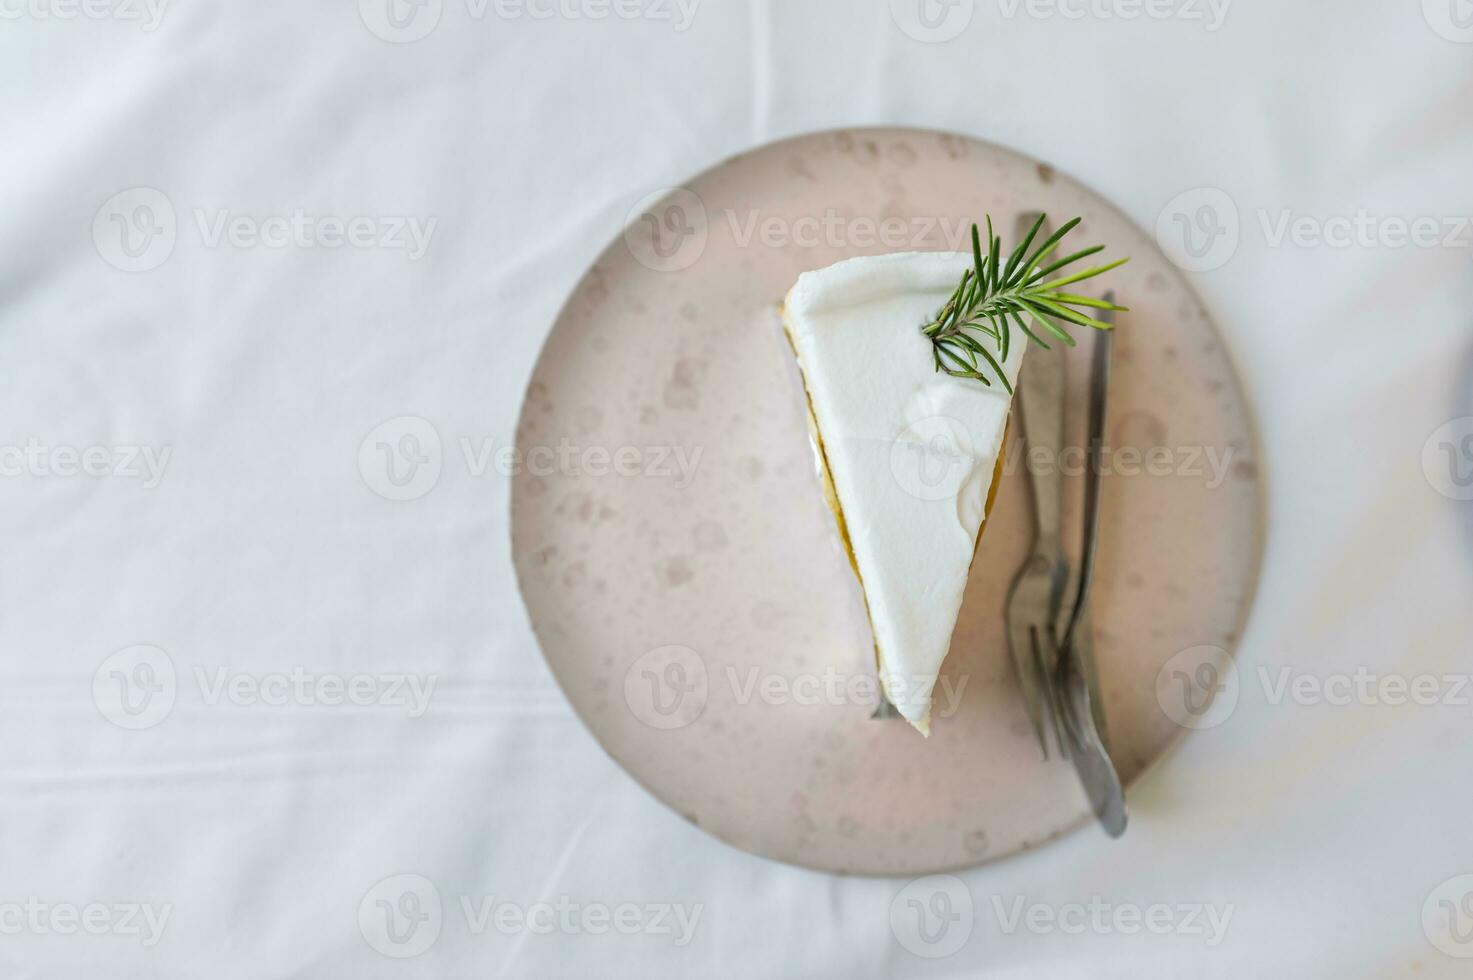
[4,1,1472,976]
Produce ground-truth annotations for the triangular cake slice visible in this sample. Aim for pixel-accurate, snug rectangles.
[782,251,1027,735]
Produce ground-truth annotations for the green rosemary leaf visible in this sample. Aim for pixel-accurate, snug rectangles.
[1028,244,1105,283]
[1036,257,1131,292]
[1015,299,1080,345]
[954,327,1001,353]
[1022,216,1081,273]
[974,342,1012,395]
[1026,296,1110,332]
[920,215,1126,388]
[1003,212,1047,287]
[938,343,991,385]
[971,224,986,292]
[1009,309,1049,350]
[988,223,1001,293]
[1045,292,1129,311]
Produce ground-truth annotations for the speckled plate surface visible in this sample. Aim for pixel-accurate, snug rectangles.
[510,128,1263,876]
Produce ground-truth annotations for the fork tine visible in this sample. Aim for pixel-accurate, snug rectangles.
[1046,633,1072,761]
[1015,623,1049,760]
[1028,626,1052,760]
[1036,621,1072,760]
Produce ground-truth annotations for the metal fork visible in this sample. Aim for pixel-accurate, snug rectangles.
[1005,213,1073,760]
[1003,215,1129,837]
[1053,299,1128,837]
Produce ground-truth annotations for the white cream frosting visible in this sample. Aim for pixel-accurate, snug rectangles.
[783,251,1027,734]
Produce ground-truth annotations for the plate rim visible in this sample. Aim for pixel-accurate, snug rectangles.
[508,124,1270,877]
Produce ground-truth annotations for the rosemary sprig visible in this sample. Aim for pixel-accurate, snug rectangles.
[921,215,1129,393]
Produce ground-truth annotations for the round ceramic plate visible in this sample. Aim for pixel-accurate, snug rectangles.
[511,128,1263,875]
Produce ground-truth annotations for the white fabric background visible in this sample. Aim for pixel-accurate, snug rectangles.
[3,1,1472,976]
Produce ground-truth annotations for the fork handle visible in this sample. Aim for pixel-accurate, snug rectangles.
[1014,213,1067,553]
[1019,357,1066,551]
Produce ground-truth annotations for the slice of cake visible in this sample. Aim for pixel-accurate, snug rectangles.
[782,251,1027,735]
